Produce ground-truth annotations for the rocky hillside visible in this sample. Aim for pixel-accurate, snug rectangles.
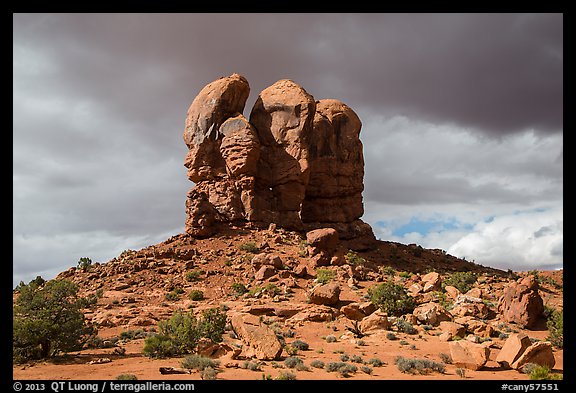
[13,224,563,380]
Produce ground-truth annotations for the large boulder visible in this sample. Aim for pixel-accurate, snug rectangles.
[496,333,533,369]
[511,341,556,371]
[308,282,341,306]
[498,275,544,329]
[229,313,283,360]
[449,340,490,370]
[412,302,452,326]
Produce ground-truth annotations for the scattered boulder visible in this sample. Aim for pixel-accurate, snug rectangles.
[359,310,390,334]
[229,313,283,360]
[251,253,283,270]
[496,333,533,369]
[439,321,466,338]
[449,340,490,370]
[254,265,276,281]
[306,228,339,266]
[421,271,442,292]
[511,341,555,371]
[309,282,341,306]
[412,302,452,326]
[498,275,544,329]
[444,285,461,300]
[451,294,490,319]
[340,303,366,321]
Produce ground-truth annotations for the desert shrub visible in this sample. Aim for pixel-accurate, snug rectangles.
[365,358,384,367]
[399,271,413,279]
[310,359,325,368]
[77,257,93,271]
[455,368,466,378]
[439,353,452,364]
[368,281,415,317]
[263,283,281,296]
[119,329,148,341]
[443,272,477,293]
[395,356,446,374]
[242,361,263,371]
[546,308,563,348]
[527,364,563,380]
[13,278,93,363]
[399,340,409,346]
[188,290,204,301]
[284,356,304,369]
[115,374,138,380]
[231,282,248,296]
[325,335,337,343]
[275,371,297,380]
[239,241,259,253]
[351,355,363,363]
[316,268,336,284]
[181,354,219,371]
[386,332,397,340]
[290,339,309,351]
[143,308,226,358]
[346,251,365,265]
[340,353,350,361]
[360,365,373,374]
[185,269,203,281]
[396,319,418,334]
[379,266,397,277]
[201,367,219,380]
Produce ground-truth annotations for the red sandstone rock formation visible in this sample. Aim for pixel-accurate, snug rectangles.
[183,74,375,246]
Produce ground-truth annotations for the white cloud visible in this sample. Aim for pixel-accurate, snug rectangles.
[448,207,563,270]
[360,114,562,271]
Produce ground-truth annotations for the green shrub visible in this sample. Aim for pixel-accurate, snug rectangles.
[396,319,418,334]
[239,242,259,253]
[379,266,397,277]
[386,332,397,340]
[185,269,203,281]
[366,358,384,367]
[284,357,304,369]
[455,368,466,378]
[439,353,452,364]
[165,291,180,301]
[399,271,413,279]
[368,281,415,317]
[77,257,93,271]
[188,290,204,301]
[181,354,219,371]
[231,282,248,296]
[527,364,563,380]
[13,278,92,363]
[325,335,337,343]
[316,268,336,284]
[310,359,325,368]
[200,367,219,380]
[143,308,226,358]
[360,365,373,374]
[546,308,563,348]
[115,374,138,380]
[275,371,297,380]
[395,356,446,374]
[242,361,263,371]
[346,251,365,265]
[443,272,477,293]
[291,339,309,351]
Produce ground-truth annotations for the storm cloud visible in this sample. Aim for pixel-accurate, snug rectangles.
[13,13,563,286]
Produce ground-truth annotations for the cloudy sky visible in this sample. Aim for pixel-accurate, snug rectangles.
[13,13,563,287]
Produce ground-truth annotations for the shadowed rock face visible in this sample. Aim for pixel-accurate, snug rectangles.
[183,74,375,246]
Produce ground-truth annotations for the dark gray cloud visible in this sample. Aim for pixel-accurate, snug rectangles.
[13,13,563,285]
